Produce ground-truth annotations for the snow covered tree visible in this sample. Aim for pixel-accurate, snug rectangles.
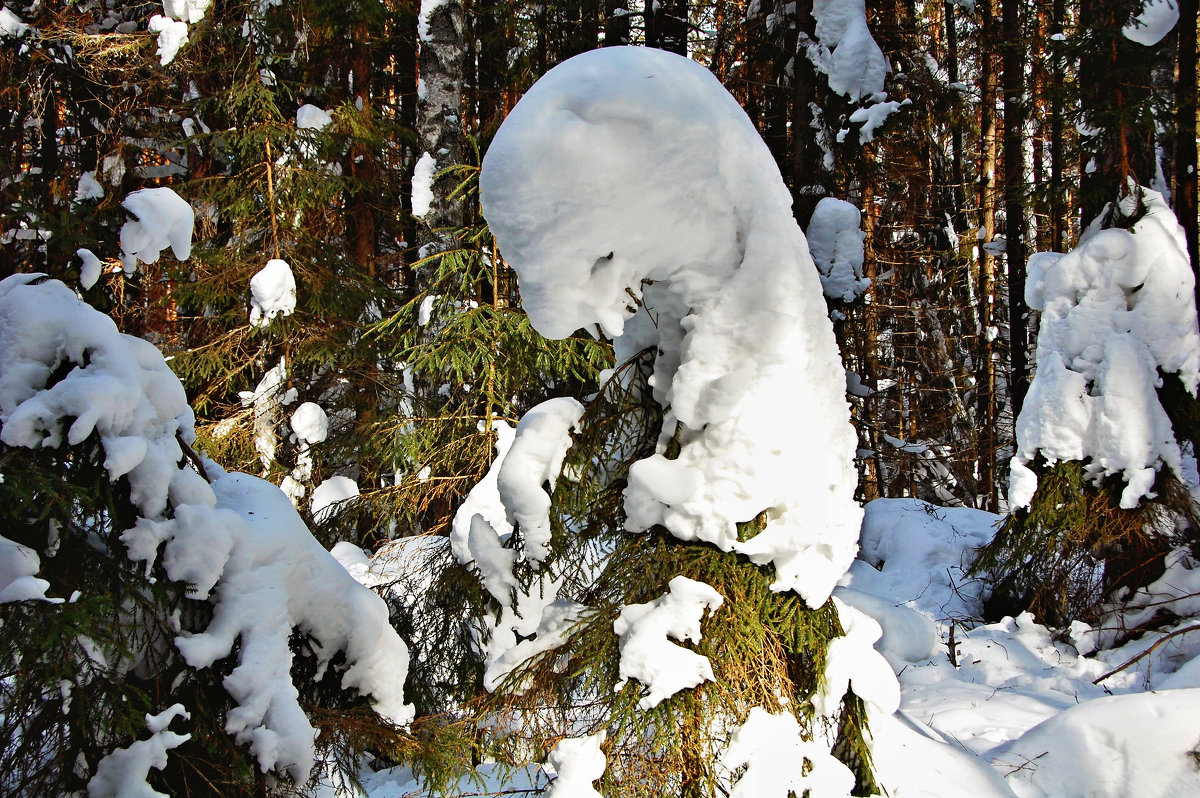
[975,187,1200,625]
[457,47,896,797]
[0,269,413,797]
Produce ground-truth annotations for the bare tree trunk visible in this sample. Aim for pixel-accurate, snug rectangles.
[646,0,688,55]
[1050,0,1068,250]
[1176,0,1200,296]
[416,0,467,263]
[605,0,632,46]
[977,0,1000,506]
[1003,0,1030,415]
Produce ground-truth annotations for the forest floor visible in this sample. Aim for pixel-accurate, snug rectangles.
[339,498,1200,798]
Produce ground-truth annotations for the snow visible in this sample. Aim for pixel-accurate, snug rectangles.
[612,575,724,710]
[720,707,856,798]
[481,46,863,609]
[446,419,576,681]
[0,534,52,602]
[0,6,30,38]
[0,274,412,790]
[148,0,210,64]
[417,0,448,41]
[77,247,104,290]
[812,0,888,102]
[0,274,194,517]
[484,598,589,692]
[290,401,329,444]
[249,258,297,327]
[992,689,1200,798]
[450,420,516,564]
[544,732,606,798]
[1123,0,1178,46]
[88,705,190,798]
[495,397,584,561]
[817,596,901,716]
[162,0,210,24]
[119,187,194,274]
[75,171,105,203]
[826,14,888,102]
[847,98,905,143]
[1010,188,1200,509]
[148,15,189,66]
[173,470,411,781]
[310,475,359,522]
[296,103,333,130]
[807,197,870,302]
[412,152,436,218]
[331,484,1200,798]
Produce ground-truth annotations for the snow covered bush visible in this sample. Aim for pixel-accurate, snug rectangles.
[0,274,412,797]
[467,46,895,796]
[976,187,1200,625]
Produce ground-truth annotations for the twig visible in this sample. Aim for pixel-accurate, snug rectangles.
[1093,624,1200,684]
[175,430,212,484]
[947,620,959,667]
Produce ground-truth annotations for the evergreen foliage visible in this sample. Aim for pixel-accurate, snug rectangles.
[445,349,879,797]
[346,162,608,543]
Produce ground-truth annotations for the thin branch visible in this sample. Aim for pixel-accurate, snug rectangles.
[1093,624,1200,684]
[176,431,212,484]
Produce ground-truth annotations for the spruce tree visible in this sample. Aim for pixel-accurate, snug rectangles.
[449,46,891,797]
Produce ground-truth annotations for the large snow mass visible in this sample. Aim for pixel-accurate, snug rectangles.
[1010,188,1200,509]
[480,46,862,608]
[0,274,411,789]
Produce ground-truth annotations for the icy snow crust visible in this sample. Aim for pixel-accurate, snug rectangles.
[0,274,411,788]
[1011,189,1200,509]
[480,46,862,607]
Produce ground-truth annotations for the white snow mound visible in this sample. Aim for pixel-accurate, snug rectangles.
[480,46,862,607]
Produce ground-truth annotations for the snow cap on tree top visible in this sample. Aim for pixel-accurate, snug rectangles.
[481,46,792,340]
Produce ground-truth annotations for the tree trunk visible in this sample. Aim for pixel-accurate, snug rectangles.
[646,0,688,55]
[1002,0,1030,415]
[1176,0,1200,296]
[416,0,467,262]
[605,0,632,46]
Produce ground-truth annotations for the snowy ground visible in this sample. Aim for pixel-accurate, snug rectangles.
[342,497,1200,798]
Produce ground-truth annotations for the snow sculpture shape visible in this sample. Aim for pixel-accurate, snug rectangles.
[613,575,724,710]
[1010,189,1200,510]
[480,46,863,607]
[447,411,574,683]
[88,705,191,798]
[290,401,329,445]
[496,396,585,562]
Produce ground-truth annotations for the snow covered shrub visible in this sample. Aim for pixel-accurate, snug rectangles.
[976,187,1200,625]
[467,47,896,797]
[0,274,412,797]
